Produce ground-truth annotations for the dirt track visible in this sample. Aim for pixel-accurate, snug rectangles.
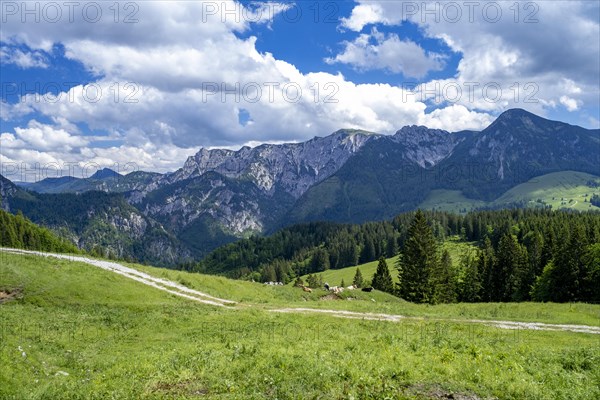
[2,247,599,335]
[0,248,235,307]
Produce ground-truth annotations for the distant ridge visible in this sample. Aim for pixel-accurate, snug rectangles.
[90,168,121,180]
[2,109,599,263]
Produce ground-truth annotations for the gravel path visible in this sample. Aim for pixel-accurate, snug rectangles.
[270,308,600,334]
[0,248,235,307]
[3,248,599,334]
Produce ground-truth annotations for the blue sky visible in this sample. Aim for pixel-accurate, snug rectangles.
[245,2,461,84]
[1,1,599,179]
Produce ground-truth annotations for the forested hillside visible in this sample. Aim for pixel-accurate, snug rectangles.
[0,209,79,253]
[197,209,600,303]
[6,190,186,265]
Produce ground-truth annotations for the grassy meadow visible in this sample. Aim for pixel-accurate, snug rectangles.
[297,255,401,288]
[295,237,476,292]
[126,256,599,327]
[419,171,600,213]
[494,171,600,211]
[1,251,599,399]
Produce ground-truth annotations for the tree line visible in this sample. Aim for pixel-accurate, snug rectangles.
[196,209,600,303]
[0,209,79,253]
[396,210,599,303]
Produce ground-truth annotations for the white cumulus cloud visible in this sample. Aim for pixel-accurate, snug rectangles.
[326,28,445,78]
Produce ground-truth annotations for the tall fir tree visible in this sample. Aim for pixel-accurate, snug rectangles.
[432,249,457,304]
[306,274,319,288]
[372,256,394,294]
[360,239,376,263]
[261,265,277,283]
[397,210,439,303]
[550,224,587,301]
[478,237,496,302]
[386,235,398,258]
[493,234,524,301]
[511,242,530,301]
[353,268,365,288]
[310,248,330,272]
[581,243,600,302]
[540,227,556,271]
[459,250,482,302]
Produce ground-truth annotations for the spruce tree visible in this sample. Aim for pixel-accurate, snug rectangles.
[386,235,398,258]
[550,224,587,301]
[478,237,495,301]
[493,234,521,301]
[353,268,365,288]
[372,257,394,294]
[261,265,277,283]
[511,243,531,301]
[459,250,482,302]
[306,274,319,288]
[432,249,457,304]
[581,243,600,302]
[397,210,438,303]
[360,239,376,263]
[531,262,555,301]
[540,228,556,270]
[310,248,330,272]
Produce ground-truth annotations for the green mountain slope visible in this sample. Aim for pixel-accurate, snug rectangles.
[16,170,162,194]
[494,171,600,211]
[299,255,401,287]
[419,171,600,213]
[287,109,600,225]
[0,209,79,253]
[418,190,486,213]
[6,190,186,265]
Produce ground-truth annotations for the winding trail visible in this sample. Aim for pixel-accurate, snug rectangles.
[0,248,235,307]
[2,248,599,335]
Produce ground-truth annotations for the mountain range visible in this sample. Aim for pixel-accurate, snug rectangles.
[1,109,599,265]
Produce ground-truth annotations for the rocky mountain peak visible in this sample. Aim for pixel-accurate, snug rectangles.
[171,130,381,197]
[484,108,564,136]
[392,125,461,168]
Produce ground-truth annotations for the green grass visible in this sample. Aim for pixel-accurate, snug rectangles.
[419,171,600,213]
[296,237,477,289]
[494,171,600,211]
[1,252,599,399]
[121,257,600,326]
[440,236,478,264]
[419,189,486,213]
[298,256,400,288]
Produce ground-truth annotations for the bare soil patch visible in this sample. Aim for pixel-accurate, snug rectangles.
[319,293,342,301]
[403,383,494,399]
[150,380,209,396]
[0,287,23,304]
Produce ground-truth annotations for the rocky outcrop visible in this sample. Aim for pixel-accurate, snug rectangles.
[0,174,18,211]
[391,126,463,168]
[170,129,381,198]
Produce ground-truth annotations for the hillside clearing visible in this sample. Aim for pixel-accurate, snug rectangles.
[297,237,478,288]
[1,247,598,334]
[0,248,234,307]
[419,171,600,213]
